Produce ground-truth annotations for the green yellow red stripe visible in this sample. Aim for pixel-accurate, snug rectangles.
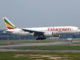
[4,18,16,29]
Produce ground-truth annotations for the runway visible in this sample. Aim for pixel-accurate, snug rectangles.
[0,42,71,48]
[0,41,79,53]
[0,49,80,53]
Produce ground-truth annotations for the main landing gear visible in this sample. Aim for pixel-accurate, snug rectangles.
[36,36,46,40]
[36,37,46,40]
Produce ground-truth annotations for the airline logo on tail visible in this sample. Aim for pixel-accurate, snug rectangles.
[3,17,16,29]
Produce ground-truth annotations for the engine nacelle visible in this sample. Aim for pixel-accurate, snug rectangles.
[44,32,59,37]
[44,32,53,37]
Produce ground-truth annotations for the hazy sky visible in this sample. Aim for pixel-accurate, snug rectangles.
[0,0,80,29]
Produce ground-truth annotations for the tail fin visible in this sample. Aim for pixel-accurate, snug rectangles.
[3,17,16,29]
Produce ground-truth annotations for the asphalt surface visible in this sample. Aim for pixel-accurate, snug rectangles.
[0,41,80,53]
[0,49,80,53]
[0,42,71,48]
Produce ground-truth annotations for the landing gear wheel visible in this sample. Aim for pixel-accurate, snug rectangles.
[36,37,46,40]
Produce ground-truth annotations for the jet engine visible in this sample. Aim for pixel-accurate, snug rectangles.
[44,32,59,37]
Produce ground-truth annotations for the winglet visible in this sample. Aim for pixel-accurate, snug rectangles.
[3,17,16,29]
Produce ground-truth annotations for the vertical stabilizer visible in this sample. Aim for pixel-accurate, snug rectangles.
[3,17,16,29]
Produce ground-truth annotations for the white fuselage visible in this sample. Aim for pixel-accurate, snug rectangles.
[5,26,80,37]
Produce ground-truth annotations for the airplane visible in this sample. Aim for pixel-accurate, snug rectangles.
[3,17,80,40]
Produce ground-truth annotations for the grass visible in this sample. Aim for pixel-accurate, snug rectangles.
[15,46,80,50]
[0,52,80,60]
[0,39,80,60]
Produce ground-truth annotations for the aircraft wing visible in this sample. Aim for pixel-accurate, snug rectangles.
[22,29,44,36]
